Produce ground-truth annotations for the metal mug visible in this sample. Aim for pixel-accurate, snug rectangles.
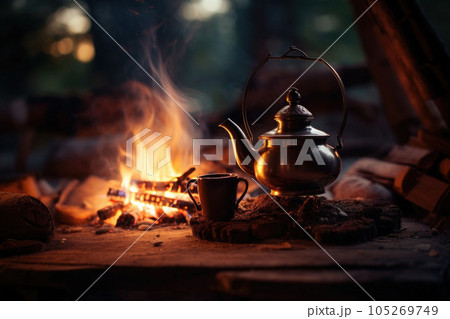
[187,173,249,221]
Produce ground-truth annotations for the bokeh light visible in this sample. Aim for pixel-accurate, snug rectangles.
[74,39,95,63]
[49,5,91,35]
[180,0,230,21]
[56,37,74,55]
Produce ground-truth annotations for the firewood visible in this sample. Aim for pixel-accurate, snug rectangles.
[346,157,423,195]
[391,167,421,195]
[408,136,429,149]
[97,202,123,220]
[353,0,450,130]
[132,180,174,192]
[418,129,450,158]
[349,0,418,143]
[404,175,449,215]
[0,192,54,241]
[386,145,438,169]
[168,167,195,190]
[347,158,411,188]
[107,186,196,212]
[347,157,449,214]
[116,207,143,228]
[134,192,196,212]
[131,168,196,193]
[439,158,450,181]
[106,188,126,200]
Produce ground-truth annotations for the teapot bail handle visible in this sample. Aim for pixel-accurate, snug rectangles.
[242,46,347,150]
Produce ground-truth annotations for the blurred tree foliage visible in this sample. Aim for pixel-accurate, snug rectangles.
[0,0,94,97]
[0,0,448,113]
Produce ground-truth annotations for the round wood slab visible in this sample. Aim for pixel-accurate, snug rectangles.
[189,195,401,244]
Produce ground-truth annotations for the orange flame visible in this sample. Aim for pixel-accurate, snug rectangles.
[100,31,203,223]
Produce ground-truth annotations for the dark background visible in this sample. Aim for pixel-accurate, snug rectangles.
[1,0,448,108]
[0,0,449,176]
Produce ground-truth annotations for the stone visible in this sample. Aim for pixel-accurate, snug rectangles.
[138,224,151,231]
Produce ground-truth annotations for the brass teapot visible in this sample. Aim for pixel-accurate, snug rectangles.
[220,47,348,196]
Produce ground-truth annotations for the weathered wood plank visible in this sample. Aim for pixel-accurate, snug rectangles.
[0,218,448,300]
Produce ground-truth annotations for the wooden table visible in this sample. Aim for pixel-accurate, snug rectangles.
[0,218,449,300]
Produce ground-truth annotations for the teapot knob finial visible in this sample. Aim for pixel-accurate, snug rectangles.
[286,87,301,105]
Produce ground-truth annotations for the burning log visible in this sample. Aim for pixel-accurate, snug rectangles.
[131,181,174,192]
[169,167,196,190]
[106,187,196,212]
[106,188,126,200]
[116,206,144,228]
[134,192,196,212]
[0,192,54,241]
[131,167,196,192]
[105,167,197,229]
[97,202,123,220]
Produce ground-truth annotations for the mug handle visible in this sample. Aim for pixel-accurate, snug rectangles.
[235,177,249,208]
[187,179,201,211]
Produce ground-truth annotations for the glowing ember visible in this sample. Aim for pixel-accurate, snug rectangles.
[101,168,196,228]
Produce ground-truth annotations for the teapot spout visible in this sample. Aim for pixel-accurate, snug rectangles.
[219,118,256,177]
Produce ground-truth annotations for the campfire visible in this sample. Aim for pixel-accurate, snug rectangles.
[80,41,202,230]
[99,168,196,228]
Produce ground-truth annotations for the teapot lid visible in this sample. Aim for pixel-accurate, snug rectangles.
[260,87,329,139]
[275,87,313,120]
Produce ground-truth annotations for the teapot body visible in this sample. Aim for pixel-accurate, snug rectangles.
[255,137,341,196]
